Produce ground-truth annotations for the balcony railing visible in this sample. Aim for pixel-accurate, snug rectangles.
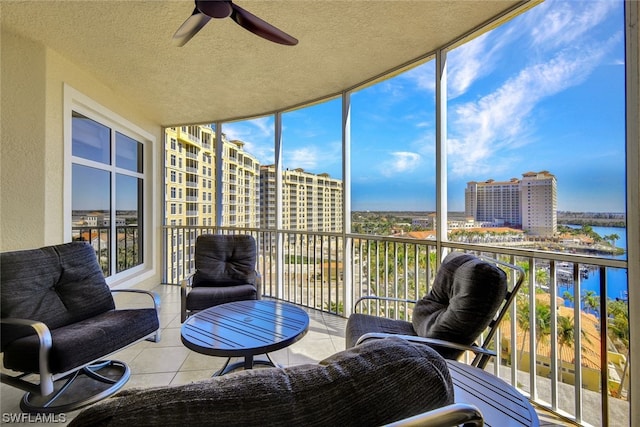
[163,225,629,426]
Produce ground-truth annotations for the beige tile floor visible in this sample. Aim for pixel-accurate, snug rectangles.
[1,284,570,426]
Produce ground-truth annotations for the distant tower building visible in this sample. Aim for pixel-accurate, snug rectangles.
[465,178,521,226]
[259,165,277,230]
[164,125,260,282]
[520,171,557,236]
[222,139,260,228]
[260,166,343,232]
[465,171,557,236]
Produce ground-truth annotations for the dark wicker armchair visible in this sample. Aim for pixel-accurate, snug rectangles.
[346,251,524,368]
[0,242,160,413]
[181,234,261,322]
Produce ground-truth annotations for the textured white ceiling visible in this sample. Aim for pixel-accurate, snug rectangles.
[1,1,531,126]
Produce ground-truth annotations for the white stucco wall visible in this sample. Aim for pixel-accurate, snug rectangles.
[1,29,163,290]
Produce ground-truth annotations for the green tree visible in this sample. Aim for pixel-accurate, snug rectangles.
[556,315,575,383]
[603,233,620,247]
[556,315,591,383]
[562,290,574,304]
[607,298,629,396]
[535,268,549,290]
[516,295,531,365]
[581,290,600,317]
[534,304,552,349]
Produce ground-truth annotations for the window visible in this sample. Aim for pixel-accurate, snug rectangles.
[282,99,343,233]
[351,60,436,234]
[68,90,150,280]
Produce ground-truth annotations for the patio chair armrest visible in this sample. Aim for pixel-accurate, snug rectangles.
[255,270,262,299]
[355,333,496,359]
[111,289,161,312]
[181,273,195,298]
[110,289,161,342]
[354,295,418,310]
[0,318,54,396]
[181,272,196,290]
[384,403,483,427]
[180,273,196,322]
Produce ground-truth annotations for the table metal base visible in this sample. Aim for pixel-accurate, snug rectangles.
[214,353,279,376]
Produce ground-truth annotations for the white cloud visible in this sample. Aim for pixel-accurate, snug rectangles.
[447,32,493,98]
[380,152,421,177]
[284,141,342,175]
[403,63,435,93]
[448,37,613,177]
[445,0,621,178]
[287,146,320,170]
[529,0,616,49]
[222,117,274,163]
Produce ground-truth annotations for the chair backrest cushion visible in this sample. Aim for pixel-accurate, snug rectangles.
[412,251,507,359]
[1,242,114,347]
[192,234,257,287]
[69,337,454,427]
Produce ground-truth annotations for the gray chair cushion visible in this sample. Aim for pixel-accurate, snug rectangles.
[412,252,507,359]
[1,242,115,348]
[345,313,416,348]
[185,284,258,310]
[2,308,159,374]
[192,234,257,287]
[69,337,454,427]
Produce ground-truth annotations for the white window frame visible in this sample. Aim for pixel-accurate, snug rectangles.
[63,84,156,286]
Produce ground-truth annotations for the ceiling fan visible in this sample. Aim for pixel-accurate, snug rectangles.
[173,0,298,47]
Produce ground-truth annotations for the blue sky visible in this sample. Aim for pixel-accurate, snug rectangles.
[222,0,626,213]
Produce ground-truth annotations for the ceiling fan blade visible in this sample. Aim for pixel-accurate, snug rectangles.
[230,3,298,46]
[173,8,212,47]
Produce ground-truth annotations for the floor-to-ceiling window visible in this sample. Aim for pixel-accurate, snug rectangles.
[281,98,343,308]
[446,1,627,422]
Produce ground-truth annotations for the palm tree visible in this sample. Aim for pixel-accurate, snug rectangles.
[556,315,575,383]
[562,290,574,304]
[604,233,620,247]
[581,290,600,317]
[608,298,629,396]
[534,304,552,349]
[516,296,531,365]
[556,315,592,384]
[535,268,549,290]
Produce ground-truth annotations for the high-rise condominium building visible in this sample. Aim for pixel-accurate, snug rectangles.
[260,166,343,233]
[164,125,260,281]
[465,171,557,236]
[520,171,557,236]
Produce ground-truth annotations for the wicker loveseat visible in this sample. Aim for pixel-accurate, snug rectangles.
[69,337,477,427]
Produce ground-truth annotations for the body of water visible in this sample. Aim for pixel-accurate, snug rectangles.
[561,225,628,307]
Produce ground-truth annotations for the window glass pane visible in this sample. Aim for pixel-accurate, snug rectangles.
[446,2,627,425]
[116,132,143,173]
[447,0,625,256]
[71,163,111,276]
[351,60,436,235]
[282,98,343,232]
[116,173,142,272]
[72,112,110,164]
